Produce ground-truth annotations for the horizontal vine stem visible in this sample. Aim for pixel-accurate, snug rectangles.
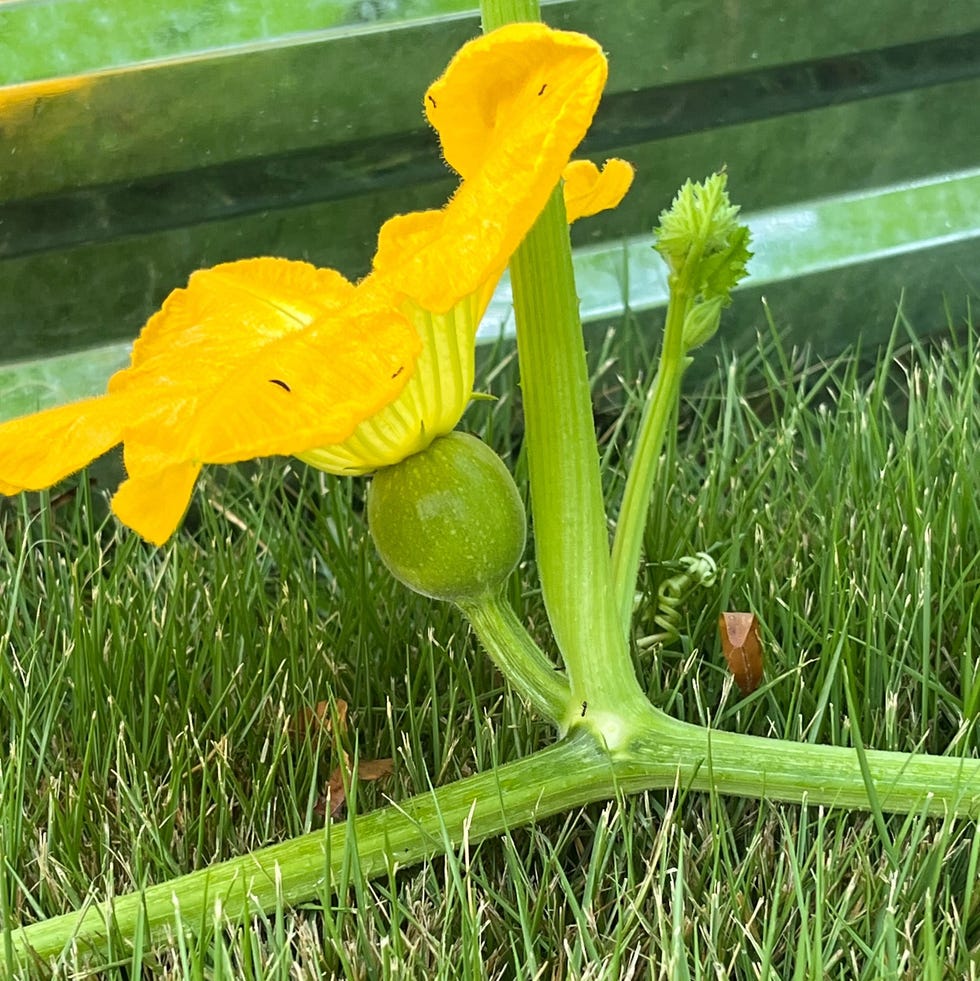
[10,716,979,971]
[620,706,980,816]
[6,734,611,970]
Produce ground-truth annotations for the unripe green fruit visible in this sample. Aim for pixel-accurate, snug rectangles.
[368,432,526,602]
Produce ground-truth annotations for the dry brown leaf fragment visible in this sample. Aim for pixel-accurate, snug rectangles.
[290,696,392,817]
[319,755,395,818]
[287,698,348,739]
[355,758,395,781]
[718,612,763,694]
[323,761,348,818]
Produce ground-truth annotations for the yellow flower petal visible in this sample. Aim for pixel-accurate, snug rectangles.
[372,24,608,313]
[107,258,421,464]
[0,258,422,542]
[111,460,202,547]
[112,258,356,394]
[563,159,635,222]
[301,28,628,472]
[0,394,132,492]
[427,24,605,182]
[166,305,419,462]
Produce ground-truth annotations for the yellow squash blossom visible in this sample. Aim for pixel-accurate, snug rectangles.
[0,24,633,545]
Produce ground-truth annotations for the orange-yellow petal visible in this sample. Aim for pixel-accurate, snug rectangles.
[372,24,608,313]
[563,159,635,222]
[426,24,605,182]
[0,256,423,543]
[102,256,422,467]
[120,299,420,466]
[111,461,202,546]
[113,257,357,394]
[0,394,131,492]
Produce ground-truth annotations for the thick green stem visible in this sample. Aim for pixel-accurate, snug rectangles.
[481,0,647,732]
[508,189,649,725]
[480,0,540,30]
[5,735,609,970]
[456,592,573,726]
[12,716,979,970]
[610,270,692,631]
[618,706,980,816]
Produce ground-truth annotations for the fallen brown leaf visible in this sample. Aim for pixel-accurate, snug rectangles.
[355,758,395,781]
[288,698,348,739]
[319,755,395,818]
[718,612,763,694]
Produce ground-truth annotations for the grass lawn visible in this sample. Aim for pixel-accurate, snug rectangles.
[1,312,978,978]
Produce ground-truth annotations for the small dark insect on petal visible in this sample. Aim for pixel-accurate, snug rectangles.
[427,94,437,108]
[391,366,404,379]
[538,83,548,96]
[269,379,292,392]
[580,700,588,717]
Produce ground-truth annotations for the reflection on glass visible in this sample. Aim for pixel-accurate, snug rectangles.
[0,0,480,84]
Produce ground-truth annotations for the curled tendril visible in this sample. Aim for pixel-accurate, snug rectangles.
[636,551,717,649]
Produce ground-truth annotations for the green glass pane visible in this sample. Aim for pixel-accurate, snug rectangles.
[0,0,479,83]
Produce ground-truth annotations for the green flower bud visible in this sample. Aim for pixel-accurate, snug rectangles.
[681,295,724,352]
[367,432,526,602]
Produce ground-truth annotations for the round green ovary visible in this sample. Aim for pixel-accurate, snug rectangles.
[368,432,526,602]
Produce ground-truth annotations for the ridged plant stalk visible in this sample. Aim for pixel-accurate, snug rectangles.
[9,709,980,966]
[506,188,651,731]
